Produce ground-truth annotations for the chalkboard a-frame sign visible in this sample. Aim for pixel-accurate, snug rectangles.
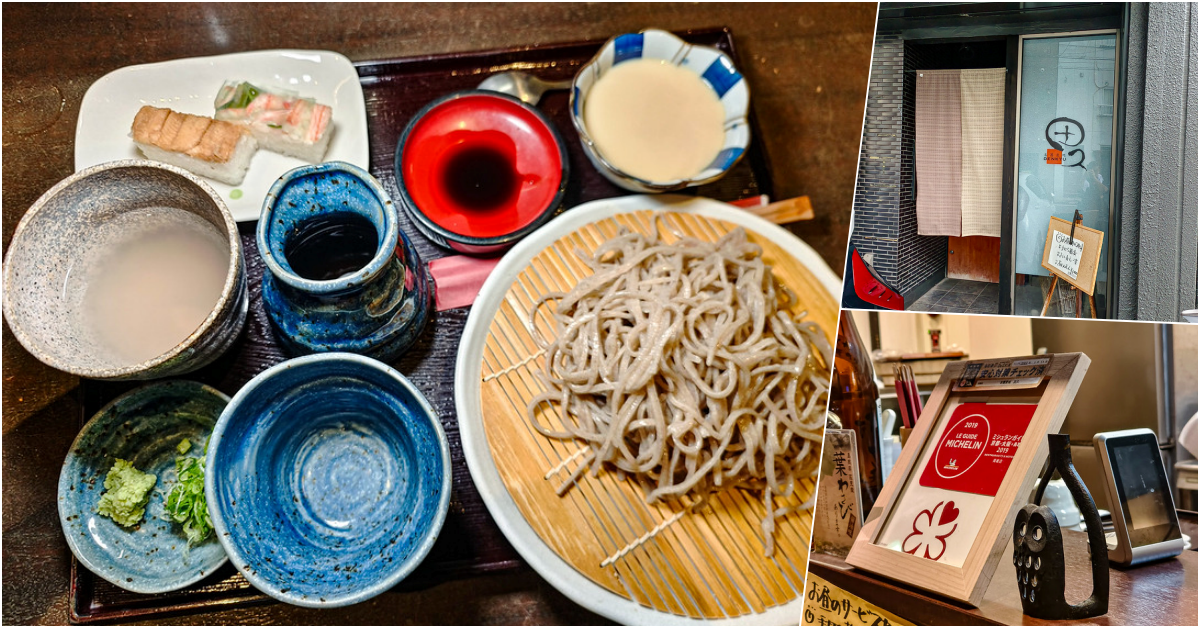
[845,353,1090,607]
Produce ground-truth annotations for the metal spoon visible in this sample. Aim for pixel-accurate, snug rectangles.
[477,71,572,105]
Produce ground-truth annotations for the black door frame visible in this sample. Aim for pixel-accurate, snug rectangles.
[999,35,1019,315]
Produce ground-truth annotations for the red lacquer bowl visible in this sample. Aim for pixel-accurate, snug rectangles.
[394,91,569,255]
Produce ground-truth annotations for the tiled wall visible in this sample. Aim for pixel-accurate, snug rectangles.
[848,33,904,290]
[848,32,947,303]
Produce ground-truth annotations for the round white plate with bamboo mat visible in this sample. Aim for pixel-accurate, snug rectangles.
[456,194,840,625]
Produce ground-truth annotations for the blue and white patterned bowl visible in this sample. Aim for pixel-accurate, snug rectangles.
[570,28,751,193]
[58,380,230,594]
[205,353,451,608]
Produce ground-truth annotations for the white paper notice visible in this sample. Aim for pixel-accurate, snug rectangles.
[1047,231,1083,280]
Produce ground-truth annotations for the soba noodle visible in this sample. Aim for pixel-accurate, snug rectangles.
[526,219,830,556]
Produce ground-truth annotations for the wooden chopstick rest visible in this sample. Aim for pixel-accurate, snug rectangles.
[737,196,816,225]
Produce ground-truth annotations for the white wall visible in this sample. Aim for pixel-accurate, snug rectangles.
[968,315,1035,359]
[851,311,1034,358]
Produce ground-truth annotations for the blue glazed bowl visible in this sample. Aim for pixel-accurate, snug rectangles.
[569,28,751,193]
[258,161,432,363]
[205,353,451,608]
[58,380,230,593]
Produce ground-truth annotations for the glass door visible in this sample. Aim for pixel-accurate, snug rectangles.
[1012,32,1118,317]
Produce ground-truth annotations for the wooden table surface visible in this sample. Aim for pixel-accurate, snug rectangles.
[1,3,877,625]
[809,525,1199,626]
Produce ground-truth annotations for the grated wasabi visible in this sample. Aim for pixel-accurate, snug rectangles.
[96,459,157,527]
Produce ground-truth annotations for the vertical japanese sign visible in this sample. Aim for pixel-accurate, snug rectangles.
[813,430,864,557]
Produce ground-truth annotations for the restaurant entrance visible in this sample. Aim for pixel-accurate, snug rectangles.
[907,37,1010,314]
[906,28,1121,318]
[838,2,1196,322]
[844,3,1132,319]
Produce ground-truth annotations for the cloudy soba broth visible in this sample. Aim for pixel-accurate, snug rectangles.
[83,207,229,364]
[584,58,726,181]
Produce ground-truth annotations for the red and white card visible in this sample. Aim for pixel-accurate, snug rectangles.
[877,402,1037,567]
[918,403,1036,497]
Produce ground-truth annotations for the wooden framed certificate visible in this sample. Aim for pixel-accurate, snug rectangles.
[845,353,1090,606]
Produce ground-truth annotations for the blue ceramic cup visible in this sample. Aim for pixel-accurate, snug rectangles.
[205,353,451,608]
[258,162,432,363]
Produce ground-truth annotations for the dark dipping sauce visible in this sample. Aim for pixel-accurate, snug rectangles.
[440,145,520,211]
[284,211,379,281]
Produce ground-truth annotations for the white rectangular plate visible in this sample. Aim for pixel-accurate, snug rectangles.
[75,49,369,222]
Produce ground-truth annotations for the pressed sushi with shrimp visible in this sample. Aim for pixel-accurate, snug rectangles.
[131,105,258,186]
[214,81,334,162]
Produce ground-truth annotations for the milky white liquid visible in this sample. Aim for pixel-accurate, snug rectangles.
[83,207,229,364]
[584,59,726,181]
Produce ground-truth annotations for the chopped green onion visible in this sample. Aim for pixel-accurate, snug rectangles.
[164,447,212,545]
[217,82,261,110]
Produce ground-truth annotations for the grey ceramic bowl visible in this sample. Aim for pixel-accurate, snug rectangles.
[2,160,248,380]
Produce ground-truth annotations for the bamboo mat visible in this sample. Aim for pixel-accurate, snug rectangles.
[477,210,837,619]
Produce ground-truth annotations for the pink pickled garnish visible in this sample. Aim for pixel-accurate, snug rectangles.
[286,100,308,127]
[307,105,331,143]
[258,110,289,126]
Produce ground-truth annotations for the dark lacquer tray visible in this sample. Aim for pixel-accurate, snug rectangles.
[69,27,772,623]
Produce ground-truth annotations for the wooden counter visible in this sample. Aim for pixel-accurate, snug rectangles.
[809,525,1198,626]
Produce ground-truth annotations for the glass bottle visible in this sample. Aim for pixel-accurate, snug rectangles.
[829,311,884,515]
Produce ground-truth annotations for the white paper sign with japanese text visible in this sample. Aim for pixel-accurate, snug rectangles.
[1047,231,1083,280]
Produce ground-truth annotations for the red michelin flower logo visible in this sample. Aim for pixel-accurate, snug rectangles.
[901,500,960,561]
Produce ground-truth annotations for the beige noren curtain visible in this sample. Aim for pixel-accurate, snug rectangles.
[960,68,1007,237]
[915,70,962,237]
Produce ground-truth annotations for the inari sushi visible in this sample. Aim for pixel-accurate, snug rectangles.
[214,81,333,163]
[131,106,258,186]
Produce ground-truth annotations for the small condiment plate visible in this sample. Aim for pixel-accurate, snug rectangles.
[75,49,369,222]
[455,194,839,625]
[58,381,230,594]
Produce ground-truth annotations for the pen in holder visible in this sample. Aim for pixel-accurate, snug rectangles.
[1012,433,1108,620]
